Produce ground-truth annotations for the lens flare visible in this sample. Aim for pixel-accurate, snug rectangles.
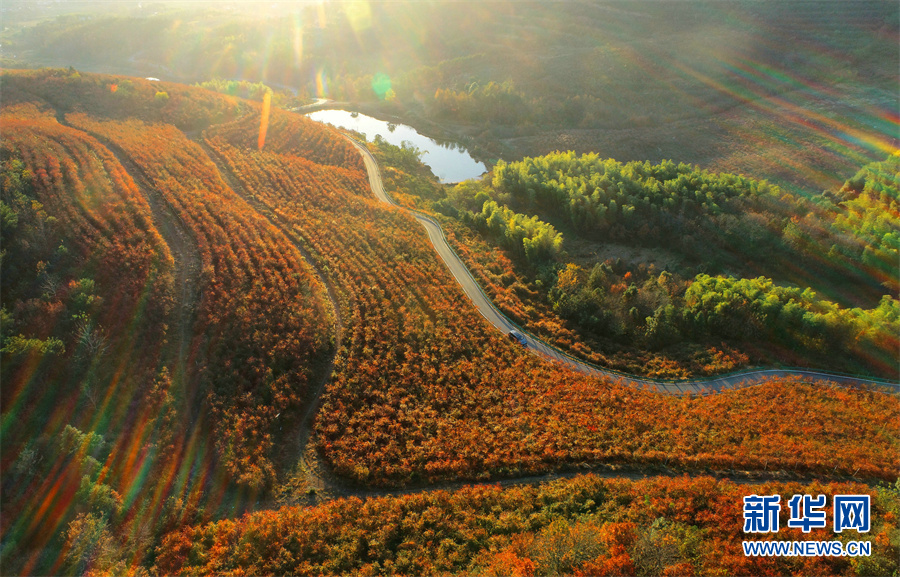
[258,91,272,150]
[371,73,392,100]
[344,1,373,38]
[315,67,329,98]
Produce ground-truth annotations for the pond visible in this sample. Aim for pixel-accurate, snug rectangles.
[306,109,487,183]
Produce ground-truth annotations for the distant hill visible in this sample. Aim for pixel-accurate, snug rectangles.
[4,1,897,192]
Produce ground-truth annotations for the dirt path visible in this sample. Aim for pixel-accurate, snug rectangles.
[196,138,344,496]
[55,116,203,378]
[287,461,893,505]
[81,131,203,414]
[132,164,201,378]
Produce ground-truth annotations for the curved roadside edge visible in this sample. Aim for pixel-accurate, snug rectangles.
[342,135,900,396]
[274,153,895,492]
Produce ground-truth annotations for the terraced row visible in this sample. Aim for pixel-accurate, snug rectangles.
[204,109,900,488]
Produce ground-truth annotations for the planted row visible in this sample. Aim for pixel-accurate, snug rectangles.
[205,115,900,488]
[68,113,333,490]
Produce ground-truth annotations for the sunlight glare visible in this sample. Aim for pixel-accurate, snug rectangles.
[258,91,272,150]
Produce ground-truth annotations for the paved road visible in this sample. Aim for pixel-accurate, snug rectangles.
[345,138,900,396]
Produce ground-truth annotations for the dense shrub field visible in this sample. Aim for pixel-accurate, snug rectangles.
[416,150,900,378]
[1,103,175,572]
[156,474,899,576]
[206,116,900,488]
[2,70,896,576]
[67,113,333,490]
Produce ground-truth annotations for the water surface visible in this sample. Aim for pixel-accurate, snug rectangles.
[307,109,487,183]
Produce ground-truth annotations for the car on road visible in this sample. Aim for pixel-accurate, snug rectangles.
[508,330,527,346]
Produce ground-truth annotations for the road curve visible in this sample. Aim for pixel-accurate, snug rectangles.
[344,137,900,396]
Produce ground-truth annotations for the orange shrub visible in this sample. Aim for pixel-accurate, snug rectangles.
[204,113,899,488]
[67,113,333,489]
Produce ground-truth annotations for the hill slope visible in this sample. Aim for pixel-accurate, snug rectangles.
[1,69,897,576]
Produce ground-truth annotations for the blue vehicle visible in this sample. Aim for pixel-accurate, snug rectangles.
[508,330,527,346]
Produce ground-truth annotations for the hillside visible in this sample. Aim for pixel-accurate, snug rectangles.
[2,70,342,573]
[372,138,899,380]
[1,69,898,576]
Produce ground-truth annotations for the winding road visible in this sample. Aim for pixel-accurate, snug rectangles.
[344,137,900,396]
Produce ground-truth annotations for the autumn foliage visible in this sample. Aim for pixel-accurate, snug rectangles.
[1,103,176,573]
[202,113,899,488]
[155,474,900,576]
[1,68,247,132]
[430,151,900,379]
[65,112,333,489]
[2,69,898,576]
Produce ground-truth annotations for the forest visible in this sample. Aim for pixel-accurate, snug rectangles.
[203,108,899,490]
[371,143,899,379]
[0,25,897,574]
